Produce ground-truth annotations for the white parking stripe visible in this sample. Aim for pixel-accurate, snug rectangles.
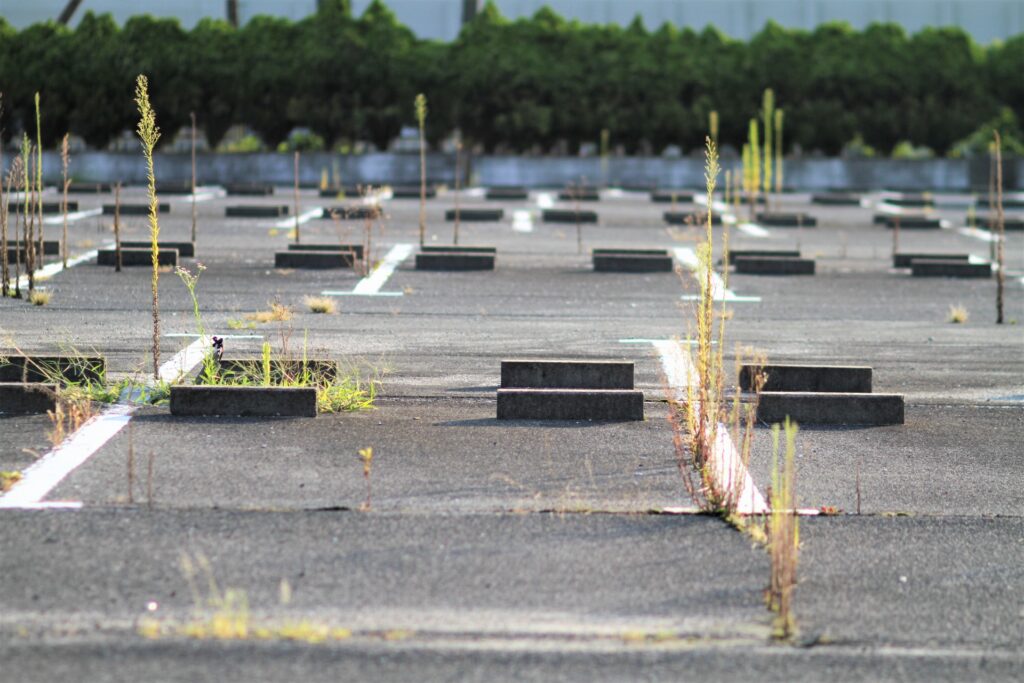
[512,209,533,233]
[673,247,761,303]
[43,207,102,225]
[273,207,323,229]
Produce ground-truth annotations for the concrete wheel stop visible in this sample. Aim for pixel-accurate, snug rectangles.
[445,208,504,222]
[6,240,60,260]
[415,248,496,271]
[497,359,644,421]
[391,186,437,199]
[120,240,195,258]
[542,209,598,224]
[226,205,289,218]
[881,215,942,229]
[742,363,904,425]
[169,385,317,417]
[893,253,969,268]
[0,383,59,414]
[664,211,721,226]
[0,355,105,384]
[911,259,991,278]
[97,247,179,267]
[485,186,528,200]
[726,249,800,265]
[558,188,601,201]
[11,201,77,214]
[811,192,862,205]
[103,203,170,215]
[756,212,817,227]
[650,189,695,203]
[592,248,673,273]
[225,183,274,196]
[275,250,357,269]
[322,205,380,220]
[733,255,815,275]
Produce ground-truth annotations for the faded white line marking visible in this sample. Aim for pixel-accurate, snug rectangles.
[8,244,107,291]
[464,187,486,198]
[158,337,209,383]
[350,243,413,295]
[536,192,554,209]
[273,207,323,229]
[736,222,770,238]
[645,339,768,515]
[958,227,1000,243]
[512,209,533,233]
[673,247,761,303]
[43,207,102,225]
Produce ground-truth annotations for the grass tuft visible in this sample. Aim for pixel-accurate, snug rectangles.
[0,470,22,492]
[948,304,969,324]
[246,301,293,324]
[767,417,800,640]
[304,296,337,314]
[27,290,50,306]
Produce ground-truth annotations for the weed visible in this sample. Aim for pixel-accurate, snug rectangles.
[993,131,1006,324]
[226,318,255,330]
[27,290,50,306]
[708,110,719,148]
[34,94,43,276]
[415,93,428,247]
[453,139,462,244]
[0,470,22,492]
[747,119,760,219]
[304,296,336,314]
[774,109,784,197]
[46,390,96,447]
[175,263,217,382]
[246,301,293,324]
[134,74,162,380]
[358,446,374,510]
[767,417,799,640]
[113,183,122,271]
[0,92,6,298]
[762,89,774,199]
[293,150,301,244]
[190,111,198,243]
[948,304,969,324]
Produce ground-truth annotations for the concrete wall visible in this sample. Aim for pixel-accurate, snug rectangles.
[4,1,1022,43]
[27,151,1023,191]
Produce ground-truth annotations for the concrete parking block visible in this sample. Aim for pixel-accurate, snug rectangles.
[758,391,905,425]
[501,359,634,389]
[0,382,58,414]
[726,249,800,264]
[169,385,318,417]
[420,245,496,254]
[415,252,495,271]
[497,388,644,421]
[224,183,274,195]
[892,252,969,268]
[664,211,721,225]
[103,203,170,215]
[287,243,364,258]
[120,240,195,257]
[542,209,598,223]
[740,364,872,393]
[96,248,178,267]
[444,208,504,221]
[484,186,528,200]
[226,205,289,217]
[274,250,355,268]
[593,253,673,272]
[733,256,815,275]
[811,192,862,205]
[756,212,818,227]
[0,355,105,384]
[911,259,992,278]
[650,190,695,203]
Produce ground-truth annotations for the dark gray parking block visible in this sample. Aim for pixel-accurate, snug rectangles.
[444,208,504,222]
[911,259,991,278]
[726,249,800,264]
[664,211,721,226]
[0,382,58,414]
[318,185,365,198]
[226,205,289,218]
[102,203,170,215]
[9,202,77,214]
[542,209,598,224]
[321,205,380,220]
[976,196,1024,209]
[169,385,317,417]
[119,240,195,258]
[287,243,364,258]
[558,188,601,201]
[740,364,872,393]
[66,182,111,193]
[224,183,274,196]
[0,355,105,384]
[415,252,495,271]
[96,248,178,267]
[484,186,528,200]
[501,359,634,389]
[756,212,818,227]
[893,252,969,268]
[593,253,674,272]
[733,256,815,275]
[882,195,933,207]
[651,189,695,203]
[884,215,942,229]
[977,215,1024,232]
[421,245,496,254]
[757,392,904,425]
[811,192,862,205]
[274,250,355,269]
[497,388,644,421]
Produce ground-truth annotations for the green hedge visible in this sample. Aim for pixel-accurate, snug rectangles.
[0,0,1020,155]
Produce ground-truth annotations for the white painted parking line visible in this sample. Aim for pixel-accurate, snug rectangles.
[323,242,414,297]
[536,192,554,209]
[958,227,1000,243]
[643,339,768,515]
[273,206,323,229]
[736,222,770,238]
[164,333,262,339]
[181,187,226,203]
[673,247,761,303]
[512,209,533,233]
[0,337,207,509]
[43,207,102,225]
[464,187,486,198]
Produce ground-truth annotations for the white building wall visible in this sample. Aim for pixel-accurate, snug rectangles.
[1,0,1021,44]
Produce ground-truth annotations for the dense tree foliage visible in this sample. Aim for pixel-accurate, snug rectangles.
[0,0,1019,155]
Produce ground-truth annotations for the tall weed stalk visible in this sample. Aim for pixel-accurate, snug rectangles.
[134,74,162,379]
[768,417,799,640]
